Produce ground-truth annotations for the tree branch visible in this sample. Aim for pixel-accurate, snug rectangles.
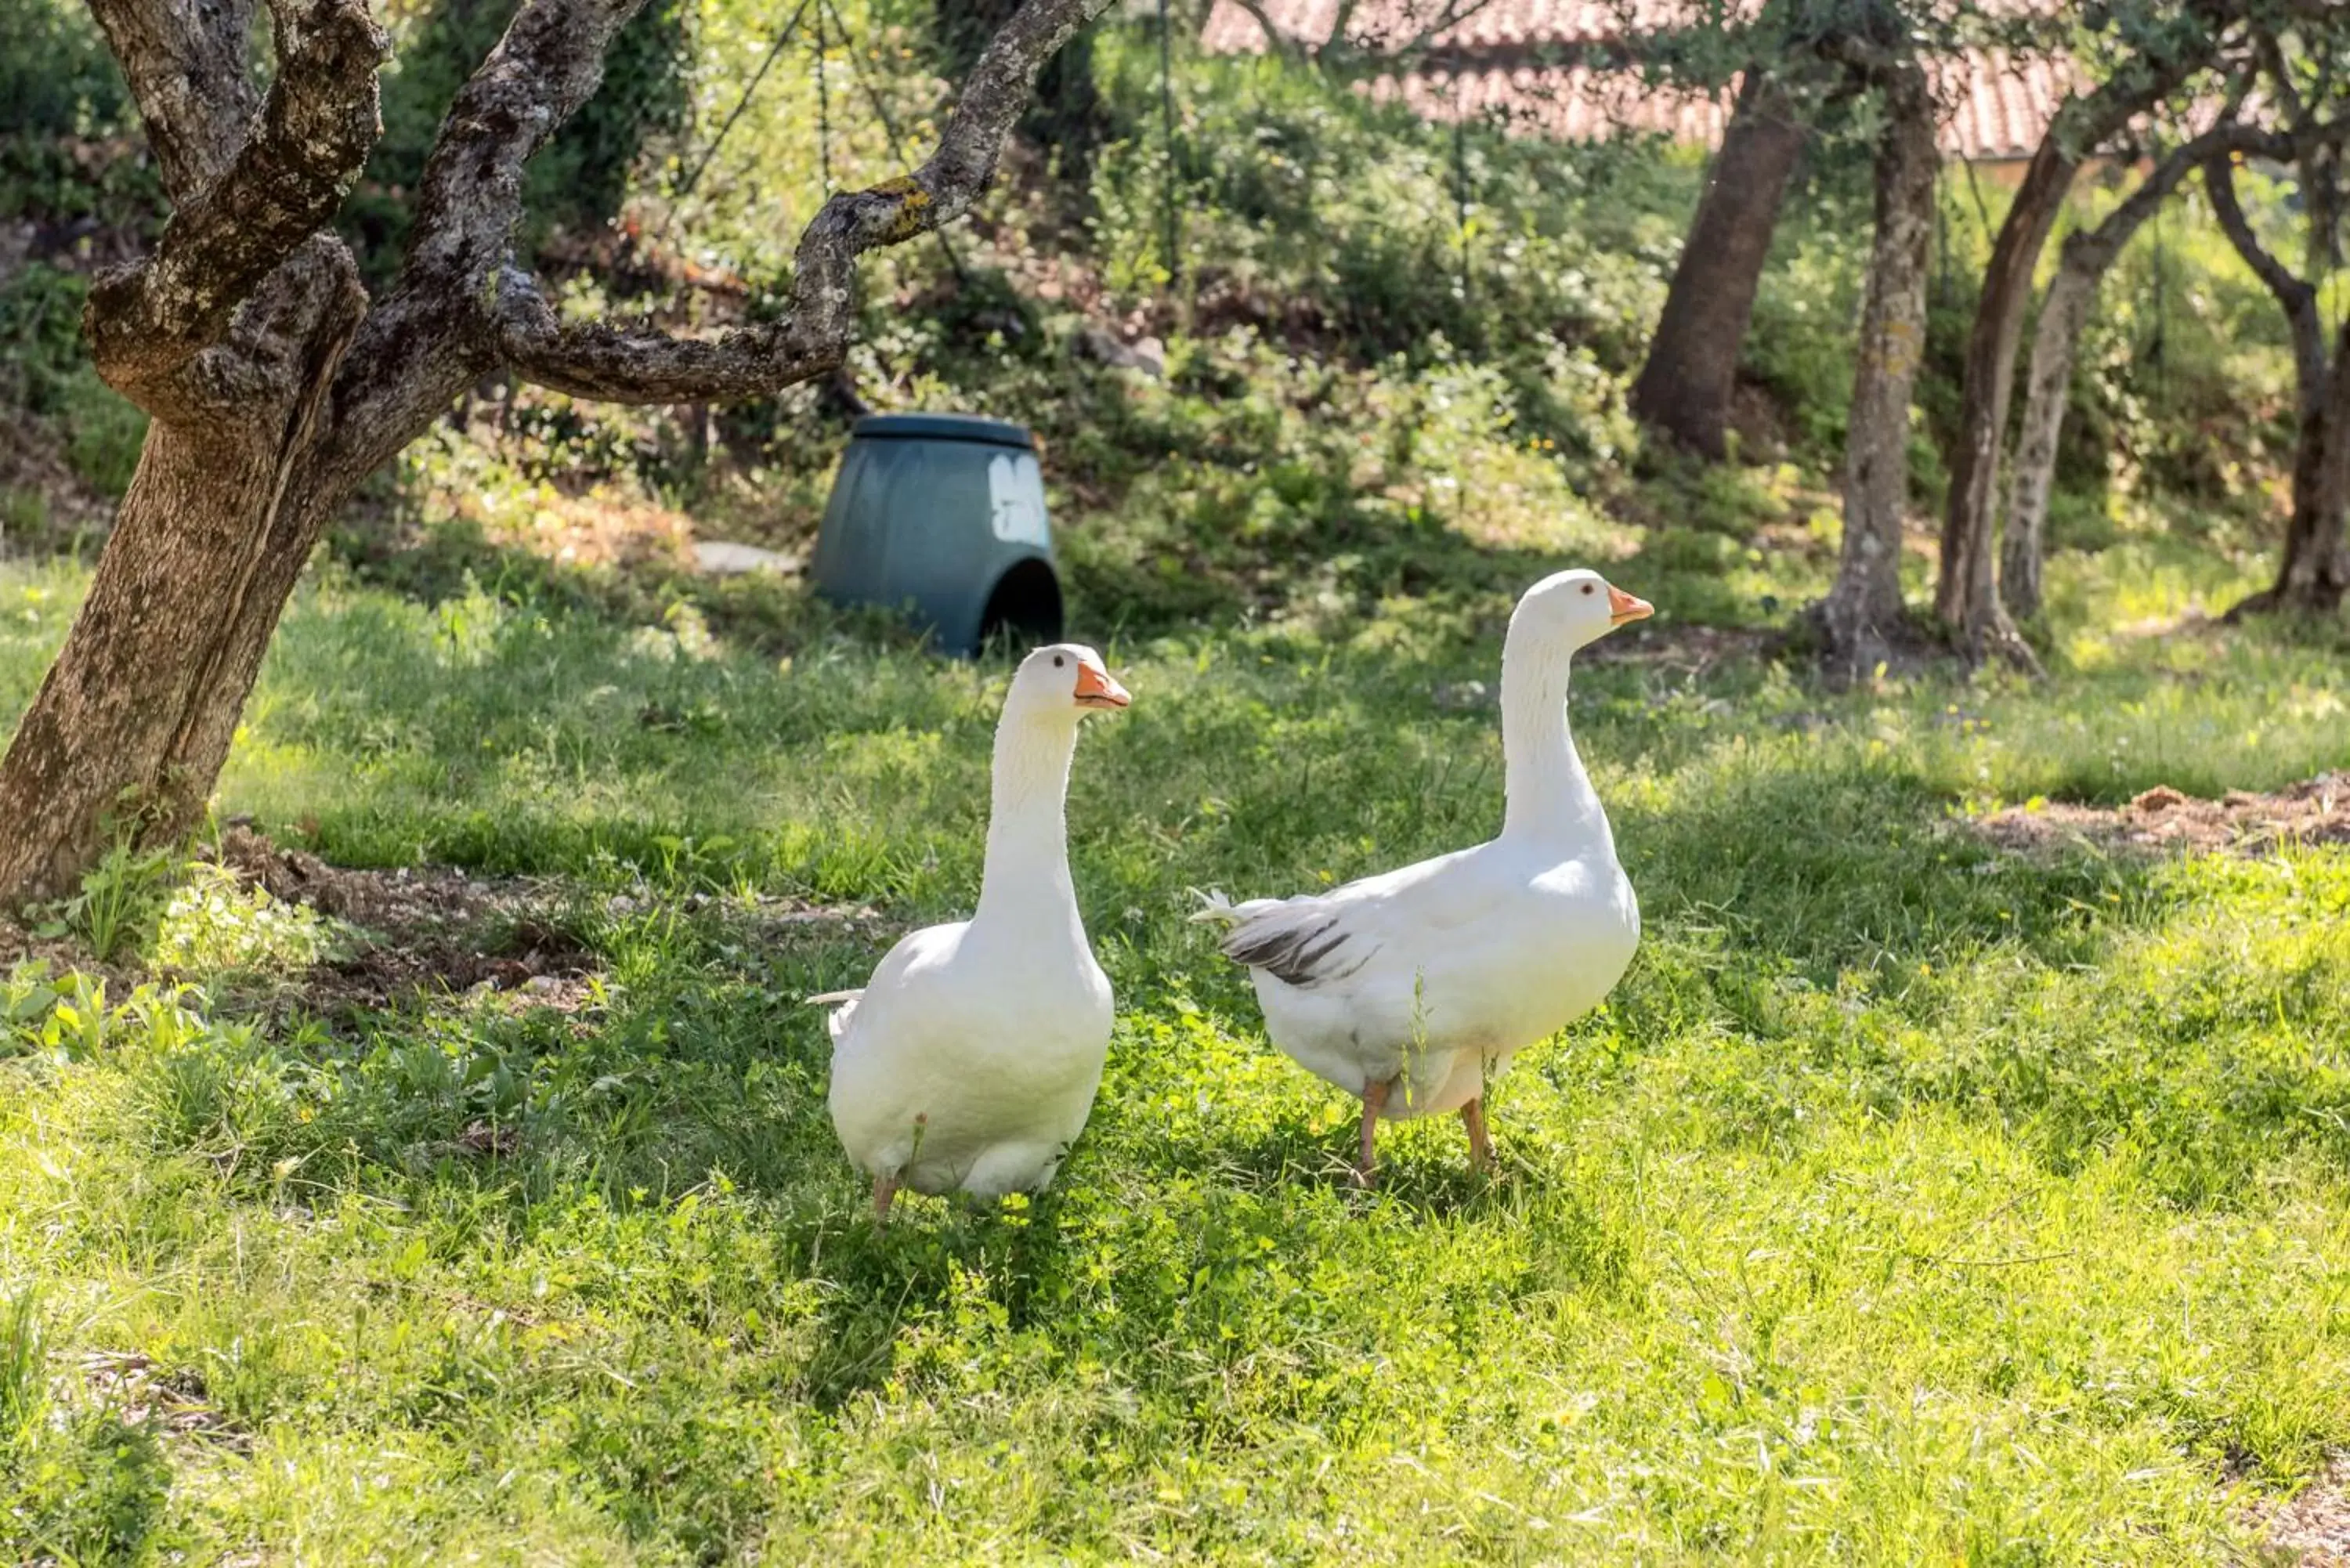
[2205,151,2317,317]
[1221,0,1303,62]
[85,0,387,405]
[83,0,266,199]
[2062,99,2275,278]
[2205,150,2327,417]
[491,0,1117,403]
[2256,31,2305,123]
[1366,0,1510,63]
[492,268,836,402]
[402,0,650,303]
[313,0,669,482]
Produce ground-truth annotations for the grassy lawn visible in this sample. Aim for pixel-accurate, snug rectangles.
[1,529,2347,1563]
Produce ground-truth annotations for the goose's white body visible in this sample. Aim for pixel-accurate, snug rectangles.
[1205,569,1646,1149]
[822,646,1123,1205]
[1208,836,1636,1118]
[824,915,1112,1197]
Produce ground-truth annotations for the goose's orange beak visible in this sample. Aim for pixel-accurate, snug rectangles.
[1607,584,1654,626]
[1073,663,1130,710]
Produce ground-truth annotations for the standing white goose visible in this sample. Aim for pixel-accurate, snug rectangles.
[1197,569,1650,1187]
[815,644,1130,1222]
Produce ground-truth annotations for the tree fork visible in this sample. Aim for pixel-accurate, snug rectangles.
[2206,143,2350,620]
[1999,110,2276,619]
[0,0,1118,908]
[1932,22,2222,667]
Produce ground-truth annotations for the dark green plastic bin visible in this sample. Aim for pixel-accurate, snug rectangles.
[811,413,1062,656]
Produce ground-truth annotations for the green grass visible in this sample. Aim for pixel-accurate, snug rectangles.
[2,0,2337,1552]
[2,527,2347,1563]
[3,0,2337,1549]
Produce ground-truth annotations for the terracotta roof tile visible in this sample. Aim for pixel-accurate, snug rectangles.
[1201,0,2082,160]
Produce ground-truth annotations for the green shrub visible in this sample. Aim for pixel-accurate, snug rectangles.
[343,0,693,284]
[0,0,157,227]
[0,261,92,410]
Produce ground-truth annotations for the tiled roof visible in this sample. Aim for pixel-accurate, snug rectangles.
[1201,0,2082,160]
[1199,0,1760,56]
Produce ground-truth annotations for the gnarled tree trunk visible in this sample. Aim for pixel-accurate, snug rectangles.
[1629,71,1808,461]
[0,0,385,901]
[0,271,365,899]
[1810,60,1935,679]
[0,0,1115,908]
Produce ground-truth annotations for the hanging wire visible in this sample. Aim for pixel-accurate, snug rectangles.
[1933,185,1951,303]
[819,0,967,282]
[675,0,816,202]
[813,0,833,193]
[1453,96,1471,304]
[1960,154,1994,255]
[1158,0,1180,288]
[2146,132,2169,390]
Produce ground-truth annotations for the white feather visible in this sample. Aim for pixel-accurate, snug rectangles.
[822,644,1121,1201]
[1212,569,1645,1122]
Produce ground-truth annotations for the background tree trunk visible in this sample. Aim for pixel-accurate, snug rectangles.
[2235,316,2350,616]
[1997,125,2238,619]
[1810,63,1935,678]
[1934,41,2208,662]
[2204,150,2350,619]
[1629,72,1807,461]
[1932,136,2073,661]
[1997,259,2095,621]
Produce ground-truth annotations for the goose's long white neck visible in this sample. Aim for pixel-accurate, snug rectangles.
[1499,635,1609,850]
[973,708,1084,932]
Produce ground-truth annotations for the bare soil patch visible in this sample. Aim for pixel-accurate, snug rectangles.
[1974,775,2350,859]
[1586,621,1781,674]
[215,826,877,1014]
[208,823,601,1012]
[78,1348,248,1451]
[0,914,128,988]
[2251,1454,2350,1566]
[5,826,879,1014]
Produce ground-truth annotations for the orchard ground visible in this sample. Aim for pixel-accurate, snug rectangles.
[2,491,2348,1561]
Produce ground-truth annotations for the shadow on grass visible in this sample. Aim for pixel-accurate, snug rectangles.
[327,513,928,662]
[337,444,1628,654]
[1618,742,2179,981]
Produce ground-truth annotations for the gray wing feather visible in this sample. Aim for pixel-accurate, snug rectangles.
[1217,901,1379,989]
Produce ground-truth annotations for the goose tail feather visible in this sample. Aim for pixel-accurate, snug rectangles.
[807,988,863,1050]
[1188,888,1242,927]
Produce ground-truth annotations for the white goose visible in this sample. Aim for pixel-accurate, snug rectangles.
[815,644,1130,1222]
[1198,569,1650,1187]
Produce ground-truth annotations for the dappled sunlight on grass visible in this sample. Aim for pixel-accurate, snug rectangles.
[2,531,2347,1557]
[2051,539,2279,670]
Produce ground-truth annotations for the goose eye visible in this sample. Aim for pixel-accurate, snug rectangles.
[1581,583,1595,595]
[1053,655,1065,668]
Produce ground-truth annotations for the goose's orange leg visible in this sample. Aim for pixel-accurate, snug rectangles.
[873,1174,899,1226]
[1459,1097,1495,1173]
